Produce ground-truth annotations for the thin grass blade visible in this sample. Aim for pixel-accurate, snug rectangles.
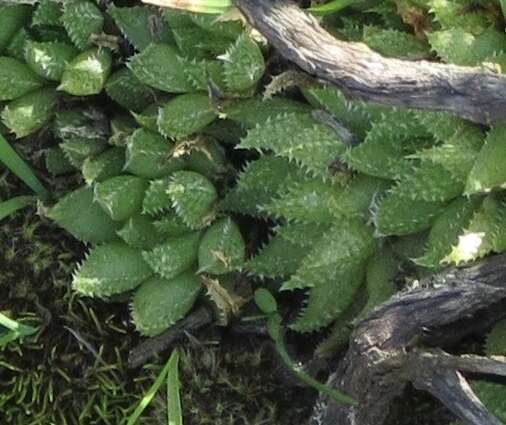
[167,349,183,425]
[0,134,48,199]
[127,350,178,425]
[0,195,35,222]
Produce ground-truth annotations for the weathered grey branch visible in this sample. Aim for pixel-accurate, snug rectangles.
[234,0,506,124]
[408,349,506,425]
[308,254,506,425]
[128,307,212,368]
[411,363,503,425]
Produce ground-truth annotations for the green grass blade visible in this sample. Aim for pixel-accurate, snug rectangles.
[0,134,48,199]
[127,350,178,425]
[167,349,183,425]
[0,312,38,348]
[0,195,35,222]
[308,0,355,15]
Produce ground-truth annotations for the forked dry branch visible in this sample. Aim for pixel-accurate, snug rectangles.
[307,255,506,425]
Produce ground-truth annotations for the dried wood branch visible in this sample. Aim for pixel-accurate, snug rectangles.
[412,365,503,425]
[408,349,506,425]
[234,0,506,124]
[128,307,212,369]
[308,254,506,425]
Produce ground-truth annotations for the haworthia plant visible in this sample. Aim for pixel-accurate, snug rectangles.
[4,1,505,354]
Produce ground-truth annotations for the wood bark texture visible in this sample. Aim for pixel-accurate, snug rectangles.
[307,254,506,425]
[234,0,506,124]
[128,306,212,368]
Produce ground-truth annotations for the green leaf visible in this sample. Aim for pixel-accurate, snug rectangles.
[428,0,490,34]
[62,0,104,50]
[409,126,484,181]
[301,85,371,139]
[444,193,506,265]
[94,175,148,222]
[0,4,31,52]
[221,155,305,216]
[0,57,46,101]
[143,177,173,216]
[157,93,217,139]
[343,111,428,179]
[131,271,201,336]
[142,231,202,280]
[108,5,172,51]
[183,137,227,181]
[105,68,155,113]
[391,162,464,203]
[45,146,75,175]
[167,171,218,229]
[363,26,429,59]
[220,33,265,91]
[415,197,482,269]
[0,133,48,198]
[239,112,345,177]
[198,217,246,274]
[59,48,112,96]
[46,186,121,243]
[2,87,58,138]
[263,177,340,224]
[374,188,447,236]
[290,260,366,332]
[466,123,506,194]
[362,247,398,314]
[60,137,108,167]
[223,97,310,129]
[0,196,34,222]
[81,147,125,185]
[117,215,163,250]
[153,212,191,237]
[428,27,506,66]
[485,318,506,356]
[73,242,152,297]
[128,43,194,93]
[0,312,38,348]
[282,219,375,292]
[245,232,311,278]
[125,128,184,178]
[32,0,62,28]
[24,41,79,81]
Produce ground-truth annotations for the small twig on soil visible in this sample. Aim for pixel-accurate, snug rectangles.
[128,307,213,369]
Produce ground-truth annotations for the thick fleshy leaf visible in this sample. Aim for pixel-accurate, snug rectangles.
[24,41,79,81]
[157,93,217,139]
[62,0,104,50]
[2,87,57,138]
[198,217,245,274]
[131,271,201,336]
[73,242,152,297]
[125,128,184,178]
[94,175,148,222]
[142,231,202,280]
[46,186,121,243]
[59,48,112,96]
[167,171,218,229]
[0,57,46,101]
